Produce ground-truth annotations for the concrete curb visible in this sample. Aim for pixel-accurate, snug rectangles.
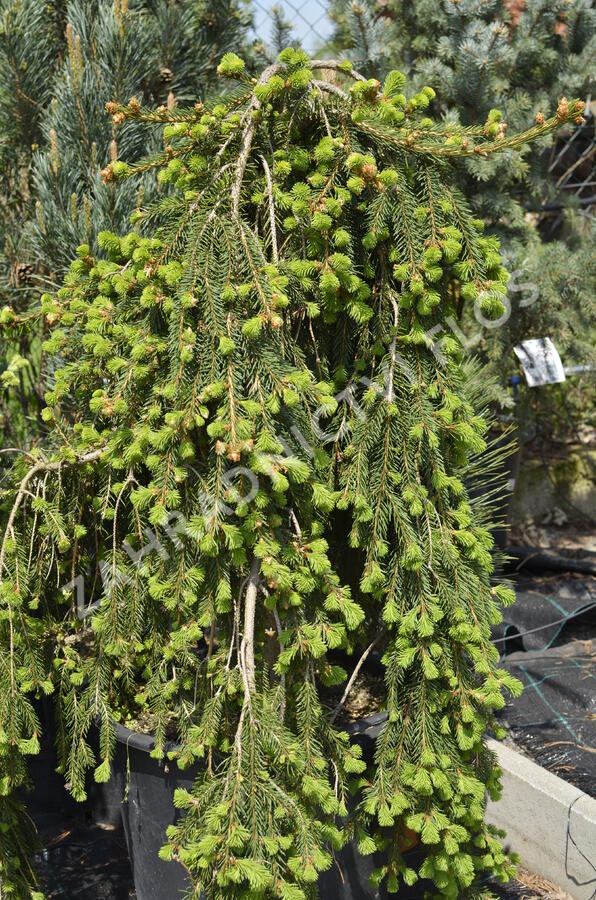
[486,739,596,899]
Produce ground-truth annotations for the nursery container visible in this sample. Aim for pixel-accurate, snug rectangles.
[108,713,428,900]
[87,723,128,829]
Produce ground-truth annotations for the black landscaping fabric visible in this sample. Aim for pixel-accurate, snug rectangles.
[496,572,596,797]
[500,639,596,796]
[497,572,596,652]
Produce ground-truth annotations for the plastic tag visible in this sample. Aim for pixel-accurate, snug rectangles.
[513,338,566,387]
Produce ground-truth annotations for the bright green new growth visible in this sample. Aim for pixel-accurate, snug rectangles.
[0,49,583,898]
[326,0,596,428]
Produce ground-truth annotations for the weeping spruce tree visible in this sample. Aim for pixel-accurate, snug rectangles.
[0,50,583,898]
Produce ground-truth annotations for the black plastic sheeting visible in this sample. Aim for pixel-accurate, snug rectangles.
[499,639,596,796]
[496,573,596,653]
[496,572,596,797]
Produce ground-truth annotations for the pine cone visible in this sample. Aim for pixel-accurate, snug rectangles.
[13,262,35,286]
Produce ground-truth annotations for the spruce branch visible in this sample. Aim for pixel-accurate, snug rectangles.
[357,101,585,158]
[231,63,281,216]
[0,450,102,579]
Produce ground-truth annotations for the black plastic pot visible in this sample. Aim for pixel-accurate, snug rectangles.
[109,722,196,899]
[108,712,428,900]
[87,722,128,829]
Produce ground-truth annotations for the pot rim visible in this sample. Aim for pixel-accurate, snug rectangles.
[112,710,390,755]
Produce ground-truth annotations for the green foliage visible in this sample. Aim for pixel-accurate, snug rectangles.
[0,51,582,897]
[487,222,596,431]
[0,795,44,898]
[0,0,253,459]
[328,0,596,429]
[29,0,253,277]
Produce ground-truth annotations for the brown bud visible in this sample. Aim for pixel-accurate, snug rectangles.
[535,112,545,125]
[556,97,569,119]
[100,164,114,183]
[215,440,226,455]
[112,112,126,127]
[128,96,140,112]
[362,163,377,179]
[105,101,118,114]
[575,115,586,125]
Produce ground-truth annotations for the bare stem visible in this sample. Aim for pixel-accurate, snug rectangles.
[309,59,367,82]
[330,631,385,724]
[240,558,261,696]
[386,294,400,404]
[231,64,281,217]
[260,155,278,264]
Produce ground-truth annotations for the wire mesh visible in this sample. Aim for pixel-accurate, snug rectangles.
[542,98,596,235]
[250,0,333,53]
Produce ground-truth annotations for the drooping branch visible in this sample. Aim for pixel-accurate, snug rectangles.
[260,154,278,264]
[231,64,281,217]
[0,449,102,581]
[240,558,261,696]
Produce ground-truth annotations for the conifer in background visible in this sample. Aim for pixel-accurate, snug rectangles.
[330,0,595,225]
[328,0,596,418]
[0,0,253,453]
[28,0,253,275]
[0,0,65,448]
[0,48,583,897]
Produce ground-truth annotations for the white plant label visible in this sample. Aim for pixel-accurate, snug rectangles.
[513,337,566,387]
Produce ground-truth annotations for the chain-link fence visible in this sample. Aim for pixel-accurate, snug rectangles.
[542,98,596,235]
[250,0,333,53]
